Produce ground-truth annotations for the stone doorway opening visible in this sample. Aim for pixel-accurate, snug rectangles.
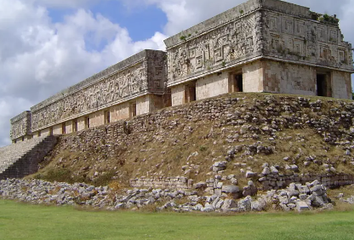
[61,123,66,134]
[130,102,137,118]
[72,120,78,132]
[104,110,111,124]
[185,81,196,103]
[229,72,243,93]
[316,72,331,97]
[85,117,90,129]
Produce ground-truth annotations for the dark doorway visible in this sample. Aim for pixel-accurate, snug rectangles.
[104,110,111,124]
[229,73,243,93]
[62,123,66,134]
[317,74,327,97]
[86,117,90,129]
[236,74,243,92]
[185,82,196,103]
[72,120,78,132]
[130,102,137,118]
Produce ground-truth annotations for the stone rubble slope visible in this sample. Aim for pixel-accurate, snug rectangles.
[37,94,354,196]
[0,178,334,213]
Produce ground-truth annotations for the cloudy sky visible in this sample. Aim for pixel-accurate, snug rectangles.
[1,0,354,147]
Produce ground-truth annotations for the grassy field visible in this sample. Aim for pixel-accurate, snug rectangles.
[1,200,354,240]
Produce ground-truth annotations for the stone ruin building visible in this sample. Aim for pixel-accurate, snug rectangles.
[10,0,354,143]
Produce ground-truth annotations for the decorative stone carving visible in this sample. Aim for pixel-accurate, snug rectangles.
[30,50,167,132]
[263,11,352,71]
[166,13,261,86]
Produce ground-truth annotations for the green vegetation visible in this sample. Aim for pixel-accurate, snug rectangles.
[180,35,187,41]
[1,200,354,240]
[318,13,339,24]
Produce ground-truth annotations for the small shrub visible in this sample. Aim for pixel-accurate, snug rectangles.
[137,202,162,212]
[199,146,207,152]
[323,13,330,21]
[180,36,186,41]
[92,170,116,187]
[39,169,74,183]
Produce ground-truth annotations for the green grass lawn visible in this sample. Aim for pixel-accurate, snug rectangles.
[1,200,354,240]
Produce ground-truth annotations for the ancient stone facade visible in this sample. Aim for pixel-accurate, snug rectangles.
[10,0,353,142]
[164,0,353,106]
[11,50,169,142]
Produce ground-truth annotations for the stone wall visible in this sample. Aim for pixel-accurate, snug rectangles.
[10,111,32,141]
[196,72,229,101]
[242,60,264,92]
[263,60,316,95]
[332,71,352,99]
[130,176,192,190]
[30,50,167,134]
[260,172,354,190]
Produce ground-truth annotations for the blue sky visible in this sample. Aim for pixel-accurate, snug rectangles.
[0,0,354,147]
[48,2,167,42]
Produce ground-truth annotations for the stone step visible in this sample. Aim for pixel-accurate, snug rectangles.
[0,136,58,179]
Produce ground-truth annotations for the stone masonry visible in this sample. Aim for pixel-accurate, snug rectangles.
[10,0,353,143]
[0,136,58,180]
[165,0,353,106]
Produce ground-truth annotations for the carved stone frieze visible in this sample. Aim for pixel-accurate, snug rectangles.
[263,11,353,71]
[167,13,261,86]
[30,50,167,132]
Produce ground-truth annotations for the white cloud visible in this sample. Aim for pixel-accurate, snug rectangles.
[137,0,243,35]
[137,0,354,39]
[0,1,166,100]
[0,0,167,146]
[29,0,101,8]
